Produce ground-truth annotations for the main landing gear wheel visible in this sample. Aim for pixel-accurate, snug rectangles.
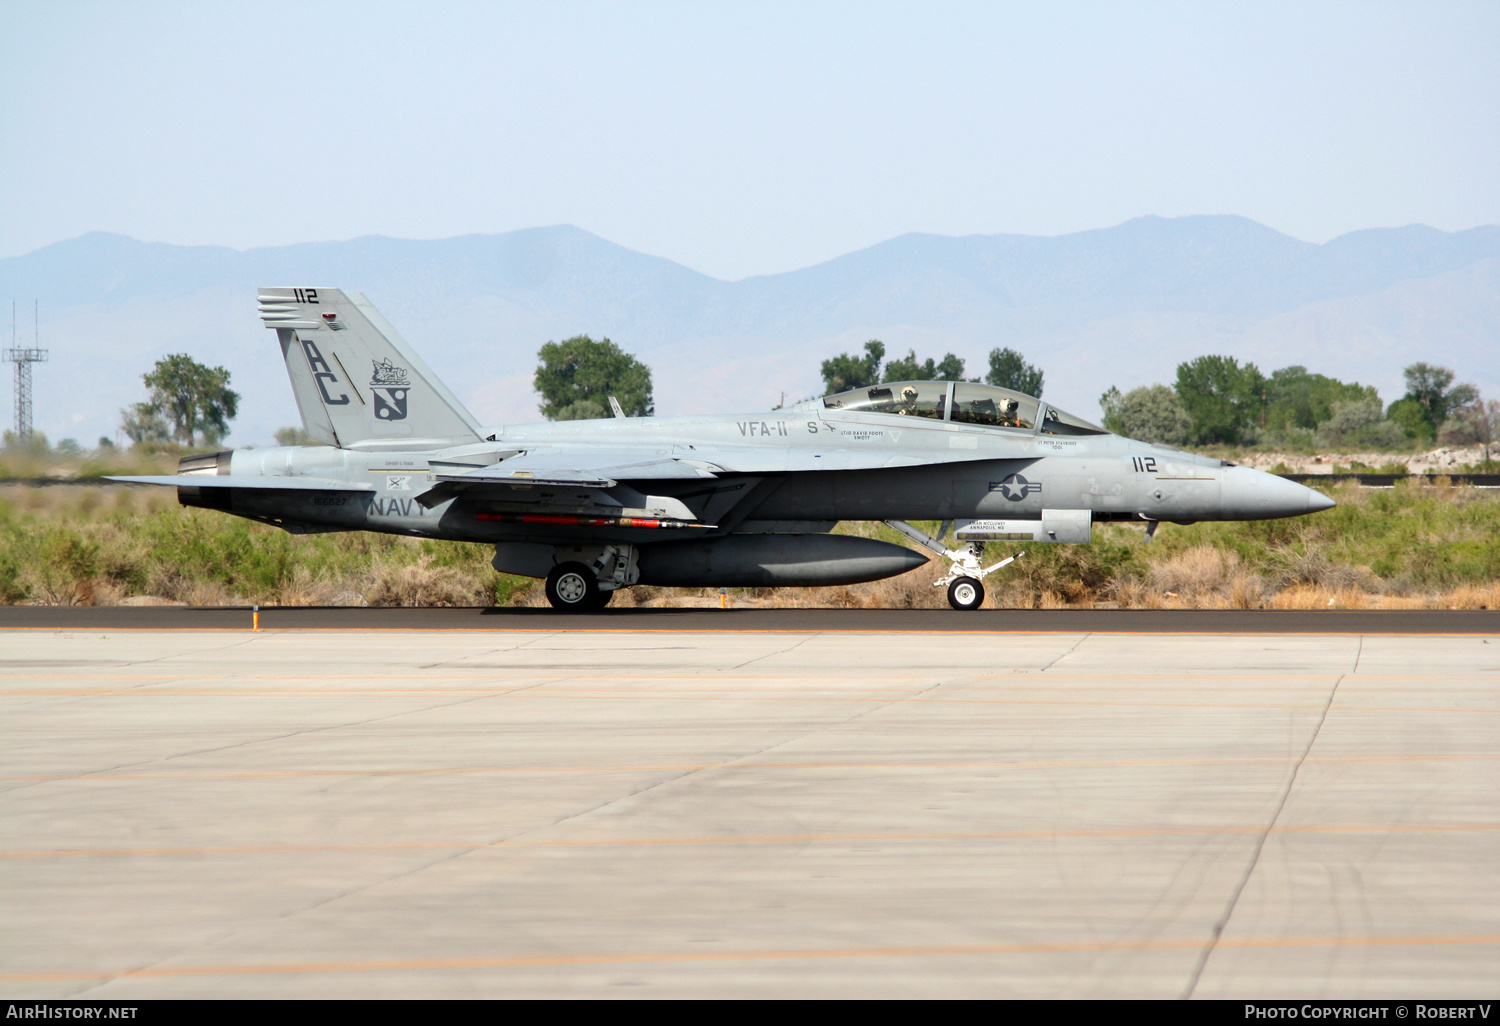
[947,576,984,611]
[545,562,601,612]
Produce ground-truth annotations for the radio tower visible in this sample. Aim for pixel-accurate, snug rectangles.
[4,302,48,439]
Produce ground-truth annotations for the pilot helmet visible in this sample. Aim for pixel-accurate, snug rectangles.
[901,385,918,402]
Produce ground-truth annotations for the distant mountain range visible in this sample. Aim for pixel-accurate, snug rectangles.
[2,215,1496,447]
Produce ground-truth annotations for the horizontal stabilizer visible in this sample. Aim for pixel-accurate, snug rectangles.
[107,475,375,492]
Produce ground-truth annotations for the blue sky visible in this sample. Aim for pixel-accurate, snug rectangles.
[2,0,1497,279]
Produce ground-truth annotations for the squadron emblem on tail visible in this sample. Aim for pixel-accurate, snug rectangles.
[370,358,411,421]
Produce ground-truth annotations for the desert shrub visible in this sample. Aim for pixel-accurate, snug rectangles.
[1263,547,1374,592]
[0,486,536,606]
[989,533,1143,606]
[0,483,1496,609]
[364,555,488,607]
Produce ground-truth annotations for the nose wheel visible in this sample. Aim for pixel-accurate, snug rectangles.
[947,576,984,611]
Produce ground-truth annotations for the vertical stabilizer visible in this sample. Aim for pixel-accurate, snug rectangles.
[258,287,483,449]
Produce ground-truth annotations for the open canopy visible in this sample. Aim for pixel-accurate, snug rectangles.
[821,381,1107,436]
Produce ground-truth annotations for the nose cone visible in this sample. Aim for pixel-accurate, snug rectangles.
[1306,487,1336,513]
[1221,466,1336,520]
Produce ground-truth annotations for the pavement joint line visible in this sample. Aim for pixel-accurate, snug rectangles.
[1184,666,1346,999]
[4,752,1496,784]
[5,822,1496,859]
[3,932,1496,982]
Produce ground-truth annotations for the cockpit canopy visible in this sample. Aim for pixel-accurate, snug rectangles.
[821,381,1107,436]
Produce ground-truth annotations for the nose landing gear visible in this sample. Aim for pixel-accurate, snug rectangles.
[947,576,984,611]
[885,520,1025,611]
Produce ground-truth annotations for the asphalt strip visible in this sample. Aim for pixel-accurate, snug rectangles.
[0,606,1497,633]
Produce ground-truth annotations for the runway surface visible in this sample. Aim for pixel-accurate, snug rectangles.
[1,625,1496,998]
[2,605,1499,633]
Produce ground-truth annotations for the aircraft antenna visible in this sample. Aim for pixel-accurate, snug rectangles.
[4,299,49,439]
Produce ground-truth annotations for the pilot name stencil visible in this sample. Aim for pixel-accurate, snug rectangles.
[371,358,411,421]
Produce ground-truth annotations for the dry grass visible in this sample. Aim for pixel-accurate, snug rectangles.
[1264,581,1500,610]
[1,482,1496,610]
[363,555,493,607]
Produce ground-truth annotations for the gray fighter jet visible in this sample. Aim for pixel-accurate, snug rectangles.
[113,288,1335,610]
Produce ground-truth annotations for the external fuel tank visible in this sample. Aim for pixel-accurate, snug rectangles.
[636,534,928,587]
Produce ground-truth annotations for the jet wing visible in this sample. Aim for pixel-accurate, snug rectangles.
[416,440,1011,514]
[414,450,718,523]
[433,450,719,489]
[107,475,375,491]
[649,447,994,474]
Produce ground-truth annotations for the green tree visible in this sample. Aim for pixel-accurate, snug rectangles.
[1387,398,1432,442]
[884,348,966,382]
[1396,362,1479,439]
[1118,384,1191,445]
[120,403,170,445]
[1440,397,1500,462]
[820,340,886,393]
[553,399,609,421]
[2,429,49,455]
[134,354,240,446]
[274,426,318,447]
[1098,386,1125,434]
[1265,366,1379,431]
[1174,355,1266,444]
[985,348,1044,397]
[534,335,653,419]
[1316,398,1405,449]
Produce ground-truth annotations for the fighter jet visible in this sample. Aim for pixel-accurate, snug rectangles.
[112,288,1336,610]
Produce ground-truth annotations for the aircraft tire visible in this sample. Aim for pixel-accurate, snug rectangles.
[947,576,984,611]
[584,588,615,610]
[545,562,601,612]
